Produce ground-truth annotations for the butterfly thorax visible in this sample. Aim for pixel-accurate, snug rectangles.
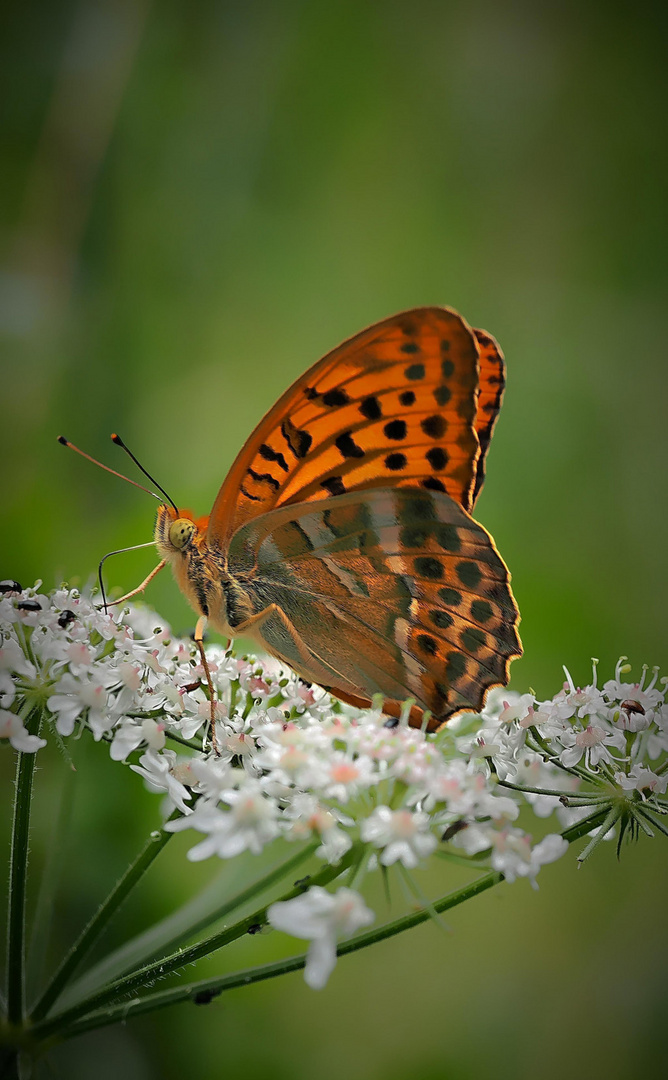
[154,504,254,637]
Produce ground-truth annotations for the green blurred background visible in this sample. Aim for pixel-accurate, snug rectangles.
[1,1,667,1077]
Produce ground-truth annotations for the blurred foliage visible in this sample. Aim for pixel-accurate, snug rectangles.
[1,1,667,1077]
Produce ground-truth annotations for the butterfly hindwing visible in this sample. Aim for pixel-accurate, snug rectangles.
[226,487,521,730]
[207,307,488,549]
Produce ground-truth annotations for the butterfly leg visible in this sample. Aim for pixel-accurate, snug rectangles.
[104,560,167,607]
[232,603,337,686]
[194,615,220,756]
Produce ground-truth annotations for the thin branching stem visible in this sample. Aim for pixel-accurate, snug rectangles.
[34,809,610,1044]
[47,806,612,1044]
[6,708,40,1026]
[497,778,609,800]
[32,844,363,1040]
[30,809,182,1021]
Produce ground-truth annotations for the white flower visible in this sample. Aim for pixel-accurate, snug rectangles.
[166,783,280,859]
[498,693,535,724]
[318,752,376,802]
[0,708,47,753]
[47,671,115,738]
[489,829,568,887]
[267,886,374,989]
[615,766,668,795]
[0,637,36,680]
[130,749,193,814]
[361,807,437,867]
[558,723,626,768]
[282,794,353,863]
[109,719,145,761]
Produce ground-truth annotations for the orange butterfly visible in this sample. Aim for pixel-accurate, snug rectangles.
[132,306,521,734]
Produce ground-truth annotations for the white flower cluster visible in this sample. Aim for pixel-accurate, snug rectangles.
[460,659,668,808]
[2,582,667,988]
[0,582,566,880]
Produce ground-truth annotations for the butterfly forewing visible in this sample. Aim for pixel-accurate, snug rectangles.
[207,308,485,549]
[226,487,521,730]
[471,328,506,507]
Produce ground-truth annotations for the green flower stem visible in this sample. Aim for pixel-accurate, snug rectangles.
[48,806,612,1044]
[32,843,362,1041]
[6,708,40,1026]
[65,842,319,1001]
[30,809,182,1022]
[640,808,668,838]
[38,867,506,1043]
[36,810,609,1044]
[0,1047,21,1079]
[575,803,622,864]
[497,778,610,801]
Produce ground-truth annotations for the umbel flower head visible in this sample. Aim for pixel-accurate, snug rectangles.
[2,581,667,986]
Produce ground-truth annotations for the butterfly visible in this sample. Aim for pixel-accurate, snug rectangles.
[144,306,522,734]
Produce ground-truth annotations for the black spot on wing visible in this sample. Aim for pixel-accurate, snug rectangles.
[247,467,280,491]
[359,395,382,420]
[471,599,493,623]
[281,418,312,459]
[400,524,430,548]
[422,477,446,492]
[456,560,482,588]
[446,651,467,681]
[461,626,486,652]
[385,452,407,471]
[322,388,350,407]
[258,443,289,472]
[439,587,462,606]
[421,415,447,439]
[384,419,407,441]
[417,634,438,656]
[426,447,449,471]
[399,390,416,406]
[321,476,346,496]
[335,431,365,459]
[414,556,443,580]
[405,363,425,380]
[434,523,460,551]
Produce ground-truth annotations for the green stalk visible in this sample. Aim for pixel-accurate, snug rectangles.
[47,803,611,1044]
[64,842,318,1001]
[40,867,503,1042]
[6,708,41,1026]
[35,808,611,1044]
[574,803,622,864]
[33,844,361,1041]
[30,810,181,1021]
[497,778,610,801]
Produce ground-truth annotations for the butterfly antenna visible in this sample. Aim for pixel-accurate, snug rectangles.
[96,544,162,613]
[58,436,164,503]
[111,434,178,513]
[97,541,157,613]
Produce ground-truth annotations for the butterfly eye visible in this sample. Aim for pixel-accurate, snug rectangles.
[169,519,196,550]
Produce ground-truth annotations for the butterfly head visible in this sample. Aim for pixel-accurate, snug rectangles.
[154,504,210,561]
